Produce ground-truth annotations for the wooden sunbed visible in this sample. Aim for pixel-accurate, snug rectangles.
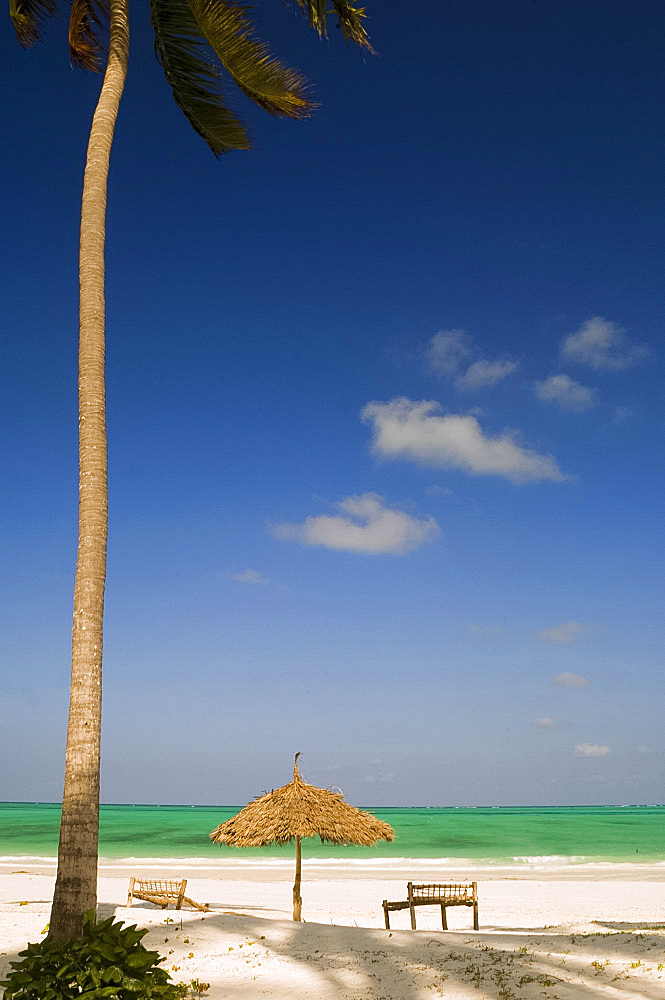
[127,877,209,911]
[382,881,478,930]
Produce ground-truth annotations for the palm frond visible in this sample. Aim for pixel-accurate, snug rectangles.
[69,0,108,71]
[150,0,251,155]
[289,0,326,37]
[288,0,374,52]
[187,0,314,118]
[330,0,373,51]
[9,0,56,48]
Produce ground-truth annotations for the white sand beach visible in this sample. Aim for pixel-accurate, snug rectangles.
[1,860,664,999]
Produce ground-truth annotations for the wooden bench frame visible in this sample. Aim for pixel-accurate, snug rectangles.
[127,877,209,911]
[383,881,478,930]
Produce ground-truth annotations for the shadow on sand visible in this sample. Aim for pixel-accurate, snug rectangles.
[592,920,665,931]
[102,902,665,1000]
[2,900,661,1000]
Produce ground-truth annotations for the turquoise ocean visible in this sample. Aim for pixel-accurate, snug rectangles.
[1,803,663,868]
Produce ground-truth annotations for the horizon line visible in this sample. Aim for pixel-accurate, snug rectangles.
[2,801,663,810]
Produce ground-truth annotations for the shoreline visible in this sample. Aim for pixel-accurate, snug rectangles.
[2,856,665,882]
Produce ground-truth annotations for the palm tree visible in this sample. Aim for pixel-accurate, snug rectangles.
[10,0,372,941]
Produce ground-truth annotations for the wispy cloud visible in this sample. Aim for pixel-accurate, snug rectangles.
[233,569,269,585]
[456,358,518,391]
[363,770,396,783]
[534,374,596,412]
[273,493,440,555]
[426,484,457,499]
[539,622,589,645]
[536,716,555,727]
[561,317,650,371]
[427,329,473,378]
[575,743,610,757]
[426,329,517,389]
[361,397,565,483]
[554,671,589,687]
[613,405,634,425]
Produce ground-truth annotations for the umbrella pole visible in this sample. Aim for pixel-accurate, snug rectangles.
[293,835,302,921]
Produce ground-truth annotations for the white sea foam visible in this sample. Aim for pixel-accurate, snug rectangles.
[0,855,59,864]
[3,853,665,873]
[513,855,582,864]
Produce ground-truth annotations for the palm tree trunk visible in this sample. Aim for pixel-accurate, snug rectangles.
[49,0,129,942]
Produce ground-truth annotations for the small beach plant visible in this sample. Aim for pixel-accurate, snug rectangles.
[0,910,187,999]
[189,980,210,997]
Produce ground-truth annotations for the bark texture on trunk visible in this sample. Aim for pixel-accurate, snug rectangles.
[49,0,129,942]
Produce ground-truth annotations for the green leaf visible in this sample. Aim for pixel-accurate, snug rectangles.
[93,942,118,962]
[330,0,374,50]
[121,976,145,991]
[151,0,251,155]
[101,965,124,983]
[89,910,116,938]
[9,971,33,984]
[125,951,153,969]
[121,924,143,937]
[121,930,145,947]
[78,988,122,998]
[186,0,314,118]
[9,0,56,47]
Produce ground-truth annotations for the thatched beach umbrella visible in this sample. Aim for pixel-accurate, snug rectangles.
[210,754,394,921]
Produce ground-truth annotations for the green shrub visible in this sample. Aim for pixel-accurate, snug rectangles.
[0,910,187,999]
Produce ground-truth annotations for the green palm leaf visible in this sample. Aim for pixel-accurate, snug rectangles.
[187,0,314,118]
[331,0,373,50]
[9,0,56,47]
[150,0,251,155]
[289,0,374,51]
[69,0,109,71]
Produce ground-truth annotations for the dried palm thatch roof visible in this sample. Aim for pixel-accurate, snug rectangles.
[210,754,394,921]
[210,754,394,848]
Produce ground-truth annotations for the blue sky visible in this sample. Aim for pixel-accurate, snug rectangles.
[1,0,663,807]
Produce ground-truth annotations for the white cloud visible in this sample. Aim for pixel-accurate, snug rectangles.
[554,672,589,687]
[561,317,650,371]
[613,405,634,425]
[575,743,610,757]
[539,622,588,645]
[361,397,565,483]
[456,358,518,391]
[363,771,396,783]
[233,568,268,585]
[536,717,555,727]
[427,329,473,377]
[636,744,655,755]
[426,484,457,499]
[426,329,517,389]
[534,374,596,412]
[273,493,440,555]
